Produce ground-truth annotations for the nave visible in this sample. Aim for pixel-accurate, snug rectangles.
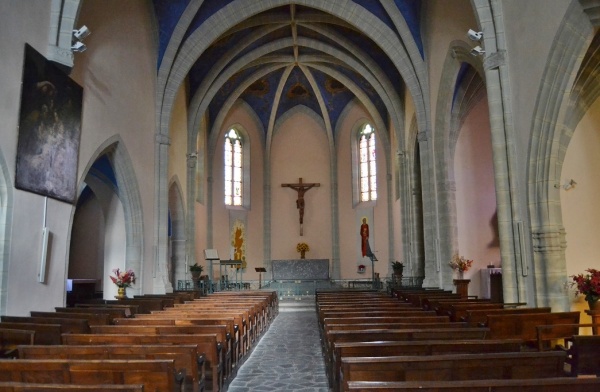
[228,300,329,392]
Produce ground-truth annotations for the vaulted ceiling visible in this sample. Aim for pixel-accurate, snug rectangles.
[153,0,424,142]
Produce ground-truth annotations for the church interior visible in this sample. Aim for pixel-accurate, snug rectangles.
[0,0,600,389]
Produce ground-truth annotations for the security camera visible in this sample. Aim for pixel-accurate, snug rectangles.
[71,41,87,53]
[470,46,485,56]
[73,25,91,41]
[467,29,483,41]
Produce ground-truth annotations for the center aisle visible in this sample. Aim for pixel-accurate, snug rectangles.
[227,299,329,392]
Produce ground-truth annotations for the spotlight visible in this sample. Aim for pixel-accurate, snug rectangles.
[71,41,87,53]
[467,29,483,41]
[470,46,485,56]
[73,25,91,41]
[563,179,577,190]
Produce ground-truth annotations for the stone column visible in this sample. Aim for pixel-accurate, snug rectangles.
[153,133,172,293]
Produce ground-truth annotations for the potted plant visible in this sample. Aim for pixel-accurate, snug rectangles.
[391,260,404,279]
[190,264,204,280]
[570,268,600,310]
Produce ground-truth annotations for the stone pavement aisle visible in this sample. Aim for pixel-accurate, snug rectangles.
[227,299,329,392]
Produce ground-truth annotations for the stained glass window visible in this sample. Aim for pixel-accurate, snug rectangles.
[359,124,377,201]
[224,128,243,206]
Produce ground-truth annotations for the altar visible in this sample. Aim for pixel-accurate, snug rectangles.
[269,259,332,298]
[272,259,329,281]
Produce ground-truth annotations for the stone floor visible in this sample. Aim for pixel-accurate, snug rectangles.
[227,297,329,392]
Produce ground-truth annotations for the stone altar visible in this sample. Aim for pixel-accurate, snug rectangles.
[272,259,329,280]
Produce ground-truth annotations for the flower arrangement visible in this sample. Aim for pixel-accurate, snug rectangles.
[449,253,473,272]
[296,242,310,253]
[109,268,136,288]
[570,268,600,304]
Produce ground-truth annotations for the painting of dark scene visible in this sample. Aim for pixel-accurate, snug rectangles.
[15,43,82,204]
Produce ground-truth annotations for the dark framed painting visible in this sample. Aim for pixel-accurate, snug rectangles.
[15,44,83,204]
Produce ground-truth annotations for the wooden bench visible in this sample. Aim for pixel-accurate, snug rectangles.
[325,327,490,381]
[62,333,223,391]
[0,323,61,345]
[331,339,523,389]
[18,344,204,392]
[339,351,567,392]
[0,329,34,358]
[346,378,600,391]
[463,307,551,325]
[54,306,133,322]
[486,311,581,349]
[566,334,600,376]
[1,316,90,334]
[0,359,180,391]
[137,312,243,359]
[0,382,144,391]
[30,311,111,326]
[90,324,231,382]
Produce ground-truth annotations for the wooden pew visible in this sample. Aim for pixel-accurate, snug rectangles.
[446,302,504,321]
[339,351,567,392]
[157,308,249,356]
[486,311,580,348]
[18,344,204,392]
[324,327,490,381]
[54,306,133,322]
[30,311,111,326]
[62,333,223,392]
[71,303,141,316]
[0,323,61,345]
[331,339,523,389]
[137,312,243,360]
[463,307,551,325]
[112,317,235,376]
[0,382,144,391]
[565,334,600,376]
[346,378,600,391]
[0,359,180,391]
[90,324,231,383]
[0,329,34,358]
[1,316,90,334]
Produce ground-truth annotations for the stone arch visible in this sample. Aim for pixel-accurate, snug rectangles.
[73,135,144,296]
[527,1,595,309]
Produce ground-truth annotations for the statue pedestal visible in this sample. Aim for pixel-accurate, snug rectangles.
[453,279,470,298]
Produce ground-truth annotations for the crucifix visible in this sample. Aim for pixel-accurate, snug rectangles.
[281,177,320,235]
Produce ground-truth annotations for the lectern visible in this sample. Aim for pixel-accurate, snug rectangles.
[204,249,219,293]
[255,267,267,289]
[219,260,243,290]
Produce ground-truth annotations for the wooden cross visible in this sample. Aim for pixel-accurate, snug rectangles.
[281,177,320,236]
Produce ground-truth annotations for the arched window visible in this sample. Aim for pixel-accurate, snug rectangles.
[224,128,243,206]
[359,123,377,202]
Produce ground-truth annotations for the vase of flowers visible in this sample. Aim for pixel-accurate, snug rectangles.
[190,264,204,280]
[296,242,309,259]
[449,253,473,279]
[110,268,136,299]
[570,268,600,310]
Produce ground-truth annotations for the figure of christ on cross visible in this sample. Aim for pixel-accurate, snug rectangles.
[281,177,320,235]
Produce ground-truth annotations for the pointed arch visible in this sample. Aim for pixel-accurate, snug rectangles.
[73,135,145,296]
